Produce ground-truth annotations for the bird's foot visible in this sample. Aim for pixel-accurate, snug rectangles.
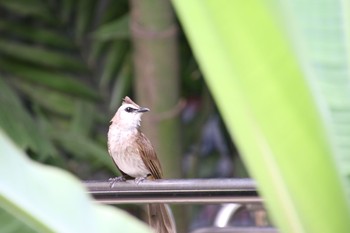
[135,176,148,185]
[109,176,126,188]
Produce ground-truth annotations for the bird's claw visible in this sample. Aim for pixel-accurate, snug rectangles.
[109,176,126,188]
[135,176,147,185]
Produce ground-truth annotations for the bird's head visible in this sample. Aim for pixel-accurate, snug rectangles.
[110,96,150,129]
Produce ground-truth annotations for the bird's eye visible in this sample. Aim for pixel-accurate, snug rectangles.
[125,107,134,112]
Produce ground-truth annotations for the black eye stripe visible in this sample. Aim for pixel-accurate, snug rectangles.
[125,107,136,112]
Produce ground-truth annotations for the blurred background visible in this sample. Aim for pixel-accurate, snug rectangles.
[1,0,350,233]
[0,0,260,232]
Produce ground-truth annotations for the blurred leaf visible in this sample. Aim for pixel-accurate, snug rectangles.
[0,21,75,49]
[75,0,96,41]
[92,14,130,41]
[0,130,151,233]
[0,0,132,179]
[282,0,350,201]
[51,130,117,173]
[0,39,85,72]
[87,40,106,67]
[173,0,350,233]
[10,80,76,116]
[0,0,54,22]
[60,0,75,23]
[99,1,129,26]
[99,40,129,90]
[0,60,99,100]
[0,78,56,159]
[70,101,95,136]
[0,209,35,233]
[109,59,132,112]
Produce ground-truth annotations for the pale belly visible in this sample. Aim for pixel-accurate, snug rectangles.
[113,150,150,178]
[108,128,150,178]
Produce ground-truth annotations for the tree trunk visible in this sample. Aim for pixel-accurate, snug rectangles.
[129,0,186,232]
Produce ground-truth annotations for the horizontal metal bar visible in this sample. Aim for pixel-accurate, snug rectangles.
[85,178,261,204]
[191,227,278,233]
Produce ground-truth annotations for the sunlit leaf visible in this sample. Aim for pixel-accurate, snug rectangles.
[281,0,350,202]
[173,0,350,232]
[0,130,151,233]
[0,209,35,233]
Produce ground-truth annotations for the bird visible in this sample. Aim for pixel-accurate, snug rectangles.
[107,96,176,233]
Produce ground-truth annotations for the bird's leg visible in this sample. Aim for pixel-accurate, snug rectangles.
[135,175,148,184]
[109,176,126,188]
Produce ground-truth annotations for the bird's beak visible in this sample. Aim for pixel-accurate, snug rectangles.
[137,107,150,113]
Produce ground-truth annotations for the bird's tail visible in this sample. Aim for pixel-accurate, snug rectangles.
[147,203,176,233]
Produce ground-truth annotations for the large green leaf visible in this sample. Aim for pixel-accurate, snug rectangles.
[172,1,350,233]
[0,130,151,233]
[280,0,350,202]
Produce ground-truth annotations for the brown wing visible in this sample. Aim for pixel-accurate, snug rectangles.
[137,132,163,179]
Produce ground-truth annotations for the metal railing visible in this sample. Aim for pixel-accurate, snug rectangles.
[85,178,261,204]
[85,178,277,233]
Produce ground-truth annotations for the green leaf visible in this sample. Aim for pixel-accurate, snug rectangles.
[51,131,117,173]
[0,60,99,101]
[281,0,350,202]
[0,39,85,72]
[75,0,96,41]
[92,14,130,41]
[172,1,350,233]
[99,1,130,27]
[109,58,132,112]
[99,41,130,90]
[0,209,35,233]
[87,40,106,67]
[0,0,54,22]
[0,130,151,233]
[70,101,96,136]
[0,78,56,158]
[60,0,75,23]
[10,80,76,116]
[0,21,75,49]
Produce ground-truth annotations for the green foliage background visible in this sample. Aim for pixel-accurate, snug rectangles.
[2,0,350,232]
[0,0,134,178]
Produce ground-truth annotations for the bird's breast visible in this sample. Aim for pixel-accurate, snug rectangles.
[108,126,150,178]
